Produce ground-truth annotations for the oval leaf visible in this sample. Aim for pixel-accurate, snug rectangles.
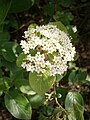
[65,92,84,120]
[16,53,26,67]
[65,92,84,112]
[9,0,34,13]
[29,72,55,95]
[28,24,37,30]
[49,21,67,33]
[5,89,32,119]
[0,0,12,23]
[56,72,66,82]
[68,71,77,84]
[15,78,36,95]
[0,31,10,42]
[1,42,18,62]
[28,94,45,108]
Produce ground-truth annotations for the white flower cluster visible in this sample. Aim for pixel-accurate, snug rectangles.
[20,24,76,76]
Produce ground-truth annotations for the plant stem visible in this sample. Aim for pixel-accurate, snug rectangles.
[54,83,68,115]
[55,97,68,115]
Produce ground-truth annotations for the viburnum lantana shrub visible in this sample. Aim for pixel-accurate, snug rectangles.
[20,24,75,75]
[17,23,76,94]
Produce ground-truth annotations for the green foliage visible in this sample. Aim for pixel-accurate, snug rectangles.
[0,31,10,42]
[0,91,3,96]
[38,105,55,120]
[8,15,19,29]
[65,92,84,120]
[68,68,87,84]
[54,12,74,25]
[28,94,45,108]
[59,0,75,7]
[15,77,36,95]
[5,89,32,119]
[49,21,67,33]
[53,1,78,43]
[28,23,37,29]
[56,87,70,102]
[16,53,27,67]
[9,0,35,13]
[0,77,12,91]
[0,0,88,119]
[0,0,12,24]
[1,42,18,62]
[29,72,55,95]
[43,0,55,17]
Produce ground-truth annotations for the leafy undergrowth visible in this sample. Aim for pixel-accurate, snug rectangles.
[0,0,90,120]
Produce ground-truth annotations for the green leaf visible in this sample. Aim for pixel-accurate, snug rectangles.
[29,72,55,95]
[28,24,37,30]
[0,91,3,96]
[1,42,18,62]
[68,71,77,84]
[43,4,55,16]
[54,11,74,26]
[0,0,12,23]
[67,107,84,120]
[65,92,84,120]
[76,69,87,82]
[9,15,19,29]
[66,25,78,43]
[59,0,75,7]
[56,72,66,82]
[65,12,74,21]
[68,69,87,84]
[56,87,69,102]
[38,105,54,119]
[0,24,3,32]
[62,12,74,25]
[0,77,12,91]
[28,94,45,108]
[0,31,10,42]
[65,92,84,111]
[9,0,35,13]
[84,75,90,85]
[13,70,36,95]
[49,21,67,33]
[16,53,26,67]
[5,89,32,119]
[1,59,20,76]
[15,78,36,95]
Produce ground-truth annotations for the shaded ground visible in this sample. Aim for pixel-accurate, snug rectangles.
[76,1,90,74]
[75,2,90,119]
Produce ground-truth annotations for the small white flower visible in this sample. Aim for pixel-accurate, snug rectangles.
[20,24,76,76]
[21,62,26,69]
